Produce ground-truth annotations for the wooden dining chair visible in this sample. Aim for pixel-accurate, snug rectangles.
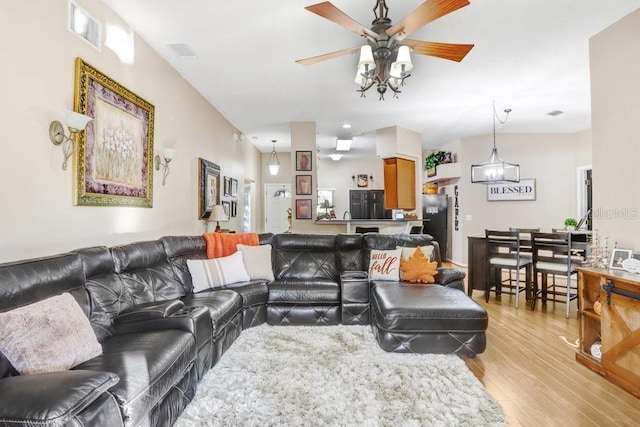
[485,229,533,309]
[531,231,586,317]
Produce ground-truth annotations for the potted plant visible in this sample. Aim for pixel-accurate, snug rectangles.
[564,218,578,231]
[424,150,446,177]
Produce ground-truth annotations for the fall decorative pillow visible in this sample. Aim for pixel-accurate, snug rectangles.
[397,245,435,262]
[399,246,438,283]
[368,249,401,281]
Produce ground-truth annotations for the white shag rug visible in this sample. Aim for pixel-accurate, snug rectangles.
[175,325,504,427]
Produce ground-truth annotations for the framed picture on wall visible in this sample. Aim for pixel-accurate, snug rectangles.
[231,178,238,197]
[487,179,536,201]
[610,249,633,270]
[231,200,237,218]
[296,151,312,171]
[357,174,369,188]
[223,177,231,196]
[73,58,155,207]
[296,175,312,195]
[198,158,221,219]
[295,199,312,219]
[222,200,231,218]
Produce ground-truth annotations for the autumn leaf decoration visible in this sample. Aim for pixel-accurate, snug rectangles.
[400,246,438,283]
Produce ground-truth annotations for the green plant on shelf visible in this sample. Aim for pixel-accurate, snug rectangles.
[425,151,446,176]
[564,217,578,230]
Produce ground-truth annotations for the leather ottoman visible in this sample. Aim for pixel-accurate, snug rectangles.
[370,283,488,357]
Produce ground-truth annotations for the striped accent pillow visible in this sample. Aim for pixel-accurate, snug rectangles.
[187,251,250,292]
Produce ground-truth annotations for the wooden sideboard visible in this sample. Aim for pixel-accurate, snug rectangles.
[576,267,640,398]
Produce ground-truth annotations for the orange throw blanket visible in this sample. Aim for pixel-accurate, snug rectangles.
[203,232,259,258]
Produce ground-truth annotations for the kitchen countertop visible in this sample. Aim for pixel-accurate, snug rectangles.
[315,218,421,233]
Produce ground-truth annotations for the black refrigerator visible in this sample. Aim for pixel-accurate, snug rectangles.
[422,194,448,262]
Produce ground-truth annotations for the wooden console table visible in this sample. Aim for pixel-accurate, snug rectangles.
[576,267,640,398]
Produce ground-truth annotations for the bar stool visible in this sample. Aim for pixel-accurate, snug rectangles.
[485,229,533,309]
[531,231,585,317]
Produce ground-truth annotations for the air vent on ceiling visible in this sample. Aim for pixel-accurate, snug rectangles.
[167,43,198,59]
[68,0,101,50]
[547,110,564,117]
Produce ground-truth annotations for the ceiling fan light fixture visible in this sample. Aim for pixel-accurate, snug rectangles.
[354,67,369,86]
[394,46,413,70]
[358,45,376,70]
[298,0,473,100]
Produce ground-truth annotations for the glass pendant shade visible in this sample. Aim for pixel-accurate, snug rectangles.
[394,46,413,71]
[267,140,280,176]
[65,110,92,131]
[357,45,376,70]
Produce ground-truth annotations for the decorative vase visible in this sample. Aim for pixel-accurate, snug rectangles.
[426,167,436,177]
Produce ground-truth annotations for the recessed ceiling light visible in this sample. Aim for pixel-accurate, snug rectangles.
[342,123,351,129]
[329,154,343,161]
[547,110,564,116]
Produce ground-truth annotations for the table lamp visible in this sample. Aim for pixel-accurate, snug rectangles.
[208,205,228,232]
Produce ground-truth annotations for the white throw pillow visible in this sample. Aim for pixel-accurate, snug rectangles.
[368,249,402,281]
[0,293,103,375]
[236,244,275,281]
[187,251,251,292]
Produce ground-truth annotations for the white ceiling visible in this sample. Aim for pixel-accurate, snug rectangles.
[101,0,640,157]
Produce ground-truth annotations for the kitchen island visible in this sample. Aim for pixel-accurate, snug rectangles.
[314,219,420,234]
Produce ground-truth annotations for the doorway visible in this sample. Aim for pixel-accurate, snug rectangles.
[264,184,291,234]
[577,166,592,230]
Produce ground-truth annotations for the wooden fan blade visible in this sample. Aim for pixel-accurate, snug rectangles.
[386,0,470,40]
[402,40,474,62]
[306,2,377,39]
[296,46,361,66]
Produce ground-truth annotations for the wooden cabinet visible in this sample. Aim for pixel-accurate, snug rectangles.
[383,157,415,210]
[349,190,389,219]
[577,267,640,398]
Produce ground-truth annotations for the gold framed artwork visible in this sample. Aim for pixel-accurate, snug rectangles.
[73,58,155,207]
[198,158,221,219]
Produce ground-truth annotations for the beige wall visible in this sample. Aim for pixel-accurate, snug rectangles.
[590,9,640,252]
[0,0,262,262]
[454,131,592,265]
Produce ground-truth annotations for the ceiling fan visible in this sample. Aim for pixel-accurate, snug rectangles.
[296,0,474,99]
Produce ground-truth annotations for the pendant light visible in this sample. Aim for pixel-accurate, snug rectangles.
[267,140,280,176]
[471,102,520,184]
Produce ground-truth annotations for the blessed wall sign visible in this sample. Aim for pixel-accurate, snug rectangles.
[487,179,536,202]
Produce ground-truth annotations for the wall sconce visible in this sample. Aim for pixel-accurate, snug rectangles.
[49,110,93,170]
[207,204,229,232]
[155,148,176,186]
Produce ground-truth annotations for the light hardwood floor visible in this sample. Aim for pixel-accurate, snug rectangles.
[463,289,640,427]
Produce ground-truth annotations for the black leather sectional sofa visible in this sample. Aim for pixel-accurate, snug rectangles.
[0,233,487,427]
